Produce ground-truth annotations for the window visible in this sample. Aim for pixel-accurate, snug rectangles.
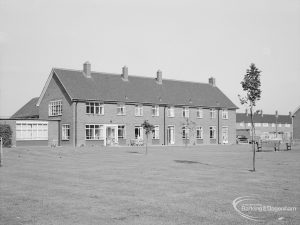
[182,126,189,139]
[117,104,126,115]
[16,121,48,140]
[134,126,143,139]
[85,124,104,140]
[153,125,159,139]
[182,107,189,118]
[152,105,159,117]
[240,122,244,126]
[263,123,268,127]
[222,110,228,119]
[197,108,203,118]
[135,105,143,116]
[62,124,70,140]
[255,123,261,127]
[86,102,104,115]
[118,125,126,139]
[271,123,275,127]
[278,124,282,127]
[210,109,216,119]
[196,127,203,139]
[48,100,62,116]
[167,106,175,117]
[209,126,216,139]
[285,124,291,128]
[247,123,251,127]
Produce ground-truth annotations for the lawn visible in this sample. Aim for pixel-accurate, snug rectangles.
[0,144,299,225]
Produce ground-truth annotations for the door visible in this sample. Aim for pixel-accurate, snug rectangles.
[222,127,229,144]
[167,126,175,144]
[106,126,117,146]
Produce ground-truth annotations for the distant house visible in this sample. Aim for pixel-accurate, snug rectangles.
[236,112,293,141]
[292,106,300,142]
[10,97,39,119]
[4,62,238,147]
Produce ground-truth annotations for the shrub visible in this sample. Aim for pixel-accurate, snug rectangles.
[0,124,12,147]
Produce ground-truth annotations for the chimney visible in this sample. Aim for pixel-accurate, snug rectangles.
[121,66,128,81]
[156,70,162,84]
[209,77,216,86]
[83,61,91,78]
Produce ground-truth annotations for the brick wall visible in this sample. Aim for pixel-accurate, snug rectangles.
[293,108,300,141]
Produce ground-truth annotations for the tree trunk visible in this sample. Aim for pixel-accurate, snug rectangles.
[250,107,255,172]
[145,135,148,155]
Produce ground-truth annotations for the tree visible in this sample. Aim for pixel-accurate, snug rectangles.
[238,63,262,172]
[180,118,196,147]
[141,120,155,155]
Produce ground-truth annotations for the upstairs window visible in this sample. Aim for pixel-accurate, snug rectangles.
[86,102,104,115]
[222,109,228,119]
[210,109,216,119]
[117,104,126,115]
[167,106,175,117]
[152,125,160,139]
[135,105,143,116]
[152,105,159,117]
[182,107,189,118]
[49,100,62,116]
[197,108,203,118]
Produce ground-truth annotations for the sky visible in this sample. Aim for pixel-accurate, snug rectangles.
[0,0,299,117]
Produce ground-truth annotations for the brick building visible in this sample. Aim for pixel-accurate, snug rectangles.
[6,62,238,147]
[236,112,293,141]
[292,105,300,142]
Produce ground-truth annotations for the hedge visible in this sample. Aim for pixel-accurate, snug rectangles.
[0,124,12,147]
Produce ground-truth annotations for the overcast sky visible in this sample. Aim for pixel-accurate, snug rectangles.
[0,0,299,117]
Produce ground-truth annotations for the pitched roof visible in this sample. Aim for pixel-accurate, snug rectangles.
[236,113,292,124]
[11,97,39,119]
[40,68,238,109]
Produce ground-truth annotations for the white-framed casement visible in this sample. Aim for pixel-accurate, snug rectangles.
[152,105,159,117]
[285,123,291,128]
[85,124,119,146]
[48,100,62,116]
[117,103,126,115]
[86,102,104,115]
[197,108,203,118]
[85,124,105,140]
[152,125,159,139]
[16,121,48,140]
[118,125,126,139]
[222,109,228,119]
[210,109,216,119]
[182,126,189,139]
[167,106,175,117]
[263,123,268,127]
[209,126,216,139]
[62,124,70,140]
[196,127,203,139]
[182,107,189,118]
[135,105,143,116]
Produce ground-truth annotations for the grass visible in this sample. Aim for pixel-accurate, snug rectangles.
[0,144,299,225]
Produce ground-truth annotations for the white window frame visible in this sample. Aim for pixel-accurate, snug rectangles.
[197,108,203,118]
[182,107,189,118]
[48,100,62,116]
[210,109,216,119]
[152,105,159,117]
[255,123,261,127]
[196,127,203,139]
[209,126,216,139]
[167,106,175,117]
[285,124,291,128]
[117,104,126,115]
[86,102,104,115]
[263,123,268,127]
[278,124,282,127]
[85,124,104,140]
[135,105,143,117]
[118,125,126,139]
[271,123,275,127]
[152,125,160,139]
[16,121,48,140]
[247,123,251,127]
[182,126,189,139]
[134,126,143,140]
[62,124,70,140]
[222,109,228,119]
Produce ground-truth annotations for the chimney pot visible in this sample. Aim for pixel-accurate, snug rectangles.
[156,70,162,84]
[83,61,91,78]
[209,77,216,86]
[122,66,128,81]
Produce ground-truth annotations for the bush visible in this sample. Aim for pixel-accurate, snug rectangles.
[0,124,12,147]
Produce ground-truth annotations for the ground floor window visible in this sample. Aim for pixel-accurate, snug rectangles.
[182,126,189,139]
[16,121,48,140]
[152,125,159,139]
[85,124,104,140]
[62,124,70,140]
[209,126,216,139]
[135,126,143,139]
[196,127,203,139]
[118,125,126,139]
